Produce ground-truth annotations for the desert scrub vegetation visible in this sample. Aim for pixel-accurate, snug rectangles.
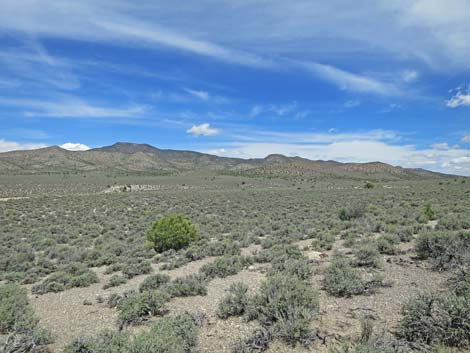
[117,290,170,327]
[323,254,386,297]
[248,273,319,346]
[217,282,250,319]
[0,283,52,352]
[415,230,470,270]
[339,204,366,221]
[200,255,252,279]
[65,313,199,353]
[163,274,208,297]
[103,274,127,289]
[398,291,470,348]
[139,273,171,292]
[0,283,38,333]
[32,262,98,294]
[147,214,198,253]
[353,243,382,268]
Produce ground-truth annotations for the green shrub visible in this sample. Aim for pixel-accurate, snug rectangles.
[217,282,250,319]
[200,256,251,279]
[311,233,335,251]
[139,273,171,292]
[0,328,53,353]
[117,290,169,327]
[437,215,470,231]
[354,244,382,268]
[398,291,470,348]
[249,274,319,345]
[270,257,312,280]
[147,214,198,253]
[32,263,98,294]
[65,314,198,353]
[415,231,470,270]
[103,274,127,289]
[121,258,153,279]
[132,314,199,353]
[0,283,38,333]
[164,274,208,297]
[339,205,366,221]
[375,235,400,255]
[448,269,470,296]
[423,203,436,220]
[254,244,302,264]
[323,255,365,297]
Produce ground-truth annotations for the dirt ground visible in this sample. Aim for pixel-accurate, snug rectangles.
[28,239,447,353]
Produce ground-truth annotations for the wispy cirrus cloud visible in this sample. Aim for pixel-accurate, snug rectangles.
[250,102,298,117]
[0,1,413,96]
[300,62,400,96]
[184,88,210,101]
[0,97,147,118]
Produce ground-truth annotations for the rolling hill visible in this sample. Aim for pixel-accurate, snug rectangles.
[0,142,448,179]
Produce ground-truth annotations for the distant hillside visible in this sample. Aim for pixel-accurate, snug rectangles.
[0,142,449,179]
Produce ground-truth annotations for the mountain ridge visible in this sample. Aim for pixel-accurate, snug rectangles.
[0,142,450,179]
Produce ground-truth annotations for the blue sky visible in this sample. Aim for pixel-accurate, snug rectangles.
[0,1,469,175]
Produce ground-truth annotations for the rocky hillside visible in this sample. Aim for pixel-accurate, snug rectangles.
[0,142,447,179]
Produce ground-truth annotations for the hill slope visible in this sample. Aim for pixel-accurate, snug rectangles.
[0,142,448,179]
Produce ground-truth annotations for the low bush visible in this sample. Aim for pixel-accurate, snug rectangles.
[354,244,382,268]
[249,274,319,345]
[103,274,127,289]
[323,255,365,297]
[0,283,38,333]
[448,269,470,296]
[217,282,250,319]
[398,291,470,348]
[200,256,251,279]
[375,234,400,255]
[121,258,153,279]
[339,205,366,221]
[164,274,208,297]
[32,263,98,294]
[139,273,171,292]
[65,314,198,353]
[0,328,53,353]
[311,233,335,251]
[437,215,470,231]
[117,290,169,327]
[270,257,312,280]
[415,231,470,270]
[423,203,436,221]
[147,214,198,253]
[0,283,53,352]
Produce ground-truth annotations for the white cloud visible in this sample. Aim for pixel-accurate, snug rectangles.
[0,97,147,118]
[431,143,449,150]
[184,88,210,101]
[301,62,399,95]
[0,139,47,152]
[401,70,419,83]
[250,102,297,117]
[0,2,414,96]
[187,123,219,136]
[461,135,470,144]
[60,142,90,151]
[446,90,470,108]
